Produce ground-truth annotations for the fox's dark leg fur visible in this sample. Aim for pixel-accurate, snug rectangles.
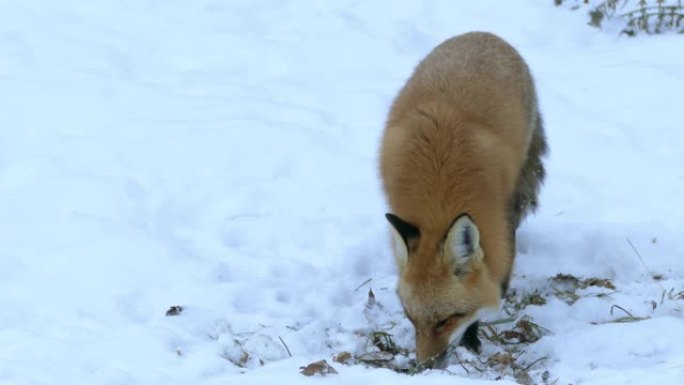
[504,111,548,295]
[510,111,548,230]
[460,321,482,354]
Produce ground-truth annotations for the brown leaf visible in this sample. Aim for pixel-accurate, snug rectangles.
[239,352,250,366]
[551,273,580,286]
[550,274,615,290]
[583,278,615,290]
[501,330,527,343]
[487,352,515,369]
[299,359,338,376]
[333,351,352,364]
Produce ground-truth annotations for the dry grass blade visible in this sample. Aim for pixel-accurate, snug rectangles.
[587,304,650,324]
[552,288,581,305]
[453,350,470,375]
[482,325,506,344]
[627,238,657,278]
[627,237,683,312]
[610,304,634,318]
[481,316,517,327]
[370,331,403,355]
[482,316,550,346]
[584,290,617,299]
[355,278,372,291]
[520,356,548,372]
[609,316,650,323]
[278,336,292,358]
[356,351,394,364]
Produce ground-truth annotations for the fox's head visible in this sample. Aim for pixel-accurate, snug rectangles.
[386,213,501,367]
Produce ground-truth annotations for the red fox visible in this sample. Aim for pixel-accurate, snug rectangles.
[380,32,547,367]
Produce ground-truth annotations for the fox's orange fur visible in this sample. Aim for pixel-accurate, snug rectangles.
[380,32,547,366]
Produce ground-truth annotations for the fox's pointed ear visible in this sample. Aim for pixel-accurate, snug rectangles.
[385,213,420,267]
[445,214,482,274]
[385,213,420,244]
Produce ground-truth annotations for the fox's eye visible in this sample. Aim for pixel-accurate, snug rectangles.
[433,312,467,332]
[434,318,450,330]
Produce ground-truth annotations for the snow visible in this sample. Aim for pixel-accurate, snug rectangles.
[1,0,683,384]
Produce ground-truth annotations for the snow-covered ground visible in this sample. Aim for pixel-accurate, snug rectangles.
[1,1,683,384]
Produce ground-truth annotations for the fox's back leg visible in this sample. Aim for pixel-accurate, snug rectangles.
[501,111,547,299]
[510,112,548,231]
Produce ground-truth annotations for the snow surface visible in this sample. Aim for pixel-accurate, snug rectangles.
[1,0,683,384]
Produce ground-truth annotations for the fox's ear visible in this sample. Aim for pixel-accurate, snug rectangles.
[445,214,482,274]
[385,213,420,267]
